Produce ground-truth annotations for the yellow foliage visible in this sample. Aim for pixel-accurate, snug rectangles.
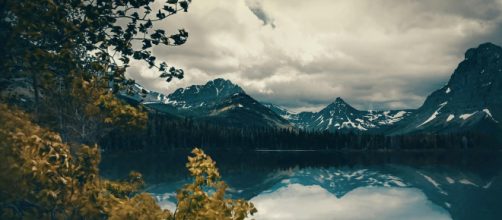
[0,104,257,219]
[0,104,168,219]
[39,74,149,145]
[72,75,148,129]
[174,148,257,220]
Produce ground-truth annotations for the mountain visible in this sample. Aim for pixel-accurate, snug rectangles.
[122,42,502,138]
[261,103,315,129]
[127,78,291,129]
[164,78,244,113]
[262,103,300,121]
[306,98,412,133]
[118,84,169,105]
[265,42,502,137]
[265,98,413,133]
[389,42,502,136]
[201,93,291,128]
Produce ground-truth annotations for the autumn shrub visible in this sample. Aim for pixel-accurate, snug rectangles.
[0,104,256,219]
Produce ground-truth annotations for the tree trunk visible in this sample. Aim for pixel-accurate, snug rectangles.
[31,71,39,119]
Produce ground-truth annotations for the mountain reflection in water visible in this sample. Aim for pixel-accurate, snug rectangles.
[101,150,502,220]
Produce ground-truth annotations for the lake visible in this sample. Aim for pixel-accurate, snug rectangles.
[100,150,502,220]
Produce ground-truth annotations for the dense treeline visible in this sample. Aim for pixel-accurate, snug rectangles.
[101,112,501,152]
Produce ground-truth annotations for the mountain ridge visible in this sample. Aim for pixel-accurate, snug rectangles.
[129,78,293,129]
[265,98,413,133]
[126,42,501,138]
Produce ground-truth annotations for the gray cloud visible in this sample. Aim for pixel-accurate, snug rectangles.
[126,0,502,112]
[245,0,275,28]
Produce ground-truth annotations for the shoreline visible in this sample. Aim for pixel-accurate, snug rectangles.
[101,148,502,155]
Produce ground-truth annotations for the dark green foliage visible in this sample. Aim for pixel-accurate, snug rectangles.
[0,0,190,87]
[0,0,192,145]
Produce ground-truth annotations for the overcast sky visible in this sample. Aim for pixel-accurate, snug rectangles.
[126,0,502,112]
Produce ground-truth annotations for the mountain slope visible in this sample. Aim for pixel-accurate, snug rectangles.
[262,103,300,121]
[201,93,291,128]
[118,84,169,105]
[390,42,502,135]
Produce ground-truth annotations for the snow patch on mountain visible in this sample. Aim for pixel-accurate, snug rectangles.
[483,181,493,189]
[417,102,447,127]
[483,109,498,123]
[459,112,478,120]
[459,179,478,187]
[418,172,447,195]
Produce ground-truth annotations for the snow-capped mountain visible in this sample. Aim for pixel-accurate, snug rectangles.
[118,83,170,105]
[120,78,244,109]
[121,42,502,137]
[127,78,292,129]
[265,98,413,133]
[390,42,502,136]
[265,43,502,136]
[164,78,244,112]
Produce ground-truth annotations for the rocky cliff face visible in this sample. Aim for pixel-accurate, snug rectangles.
[390,42,502,135]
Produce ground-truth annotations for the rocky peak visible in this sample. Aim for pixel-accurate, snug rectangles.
[333,97,349,106]
[443,42,502,106]
[390,42,502,135]
[166,79,245,109]
[418,42,502,109]
[464,42,502,62]
[170,78,243,98]
[452,42,502,84]
[210,78,236,87]
[322,97,358,114]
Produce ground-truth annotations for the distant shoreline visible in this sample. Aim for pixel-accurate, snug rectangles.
[255,149,318,152]
[253,149,502,153]
[101,148,502,154]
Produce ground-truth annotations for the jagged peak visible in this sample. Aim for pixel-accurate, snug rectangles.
[328,97,353,109]
[169,78,245,98]
[209,78,234,85]
[333,97,347,104]
[319,97,358,114]
[441,42,502,92]
[202,78,243,91]
[465,42,502,60]
[478,42,501,50]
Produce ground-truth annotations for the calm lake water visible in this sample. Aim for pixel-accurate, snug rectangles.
[100,150,502,220]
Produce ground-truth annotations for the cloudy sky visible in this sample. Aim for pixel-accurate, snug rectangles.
[126,0,502,112]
